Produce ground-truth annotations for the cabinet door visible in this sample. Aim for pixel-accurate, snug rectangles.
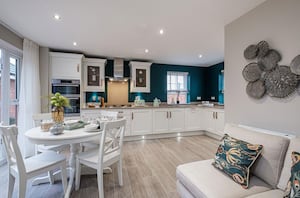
[116,109,132,136]
[83,58,106,92]
[131,110,152,135]
[185,108,204,131]
[168,108,185,132]
[130,61,151,93]
[204,109,215,133]
[215,111,225,135]
[153,109,169,133]
[50,52,83,79]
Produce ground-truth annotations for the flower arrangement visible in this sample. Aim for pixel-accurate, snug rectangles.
[50,92,70,123]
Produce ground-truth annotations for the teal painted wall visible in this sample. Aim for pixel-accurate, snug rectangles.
[85,60,224,103]
[203,62,224,102]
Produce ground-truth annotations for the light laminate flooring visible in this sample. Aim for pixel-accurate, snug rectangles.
[0,135,219,198]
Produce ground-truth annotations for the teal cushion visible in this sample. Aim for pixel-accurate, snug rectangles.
[284,151,300,198]
[212,134,263,188]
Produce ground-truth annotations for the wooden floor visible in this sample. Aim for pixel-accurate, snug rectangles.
[0,135,219,198]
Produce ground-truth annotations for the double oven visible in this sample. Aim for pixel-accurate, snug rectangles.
[51,79,80,116]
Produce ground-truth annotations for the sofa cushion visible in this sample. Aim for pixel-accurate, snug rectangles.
[245,189,284,198]
[212,134,263,188]
[282,151,300,198]
[278,138,300,190]
[176,159,271,198]
[225,123,290,188]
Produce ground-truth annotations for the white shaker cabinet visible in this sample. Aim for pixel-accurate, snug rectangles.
[50,52,83,80]
[205,108,225,135]
[152,108,185,133]
[185,107,205,131]
[131,109,153,135]
[116,109,132,136]
[83,58,106,92]
[129,61,151,93]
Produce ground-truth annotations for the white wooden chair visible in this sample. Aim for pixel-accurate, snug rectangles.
[75,118,126,198]
[0,124,67,198]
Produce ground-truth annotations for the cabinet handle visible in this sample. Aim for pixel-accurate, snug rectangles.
[100,79,103,87]
[213,112,215,119]
[77,64,79,72]
[166,112,169,119]
[131,112,134,120]
[216,112,218,119]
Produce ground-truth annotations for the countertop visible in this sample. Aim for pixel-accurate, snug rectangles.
[81,103,224,110]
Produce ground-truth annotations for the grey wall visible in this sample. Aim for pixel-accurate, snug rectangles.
[39,47,50,112]
[225,0,300,135]
[0,23,23,50]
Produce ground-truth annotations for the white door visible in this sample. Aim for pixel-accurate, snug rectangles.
[131,110,152,135]
[153,109,169,133]
[215,111,225,135]
[168,108,185,132]
[117,109,132,136]
[204,109,215,133]
[185,108,204,131]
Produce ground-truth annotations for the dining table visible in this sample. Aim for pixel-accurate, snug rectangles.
[25,126,102,198]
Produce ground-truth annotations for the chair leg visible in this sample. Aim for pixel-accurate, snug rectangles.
[117,160,123,186]
[97,169,104,198]
[48,170,54,184]
[60,164,67,194]
[8,173,15,198]
[18,177,27,198]
[75,158,81,191]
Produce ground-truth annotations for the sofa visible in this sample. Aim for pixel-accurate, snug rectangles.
[176,123,299,198]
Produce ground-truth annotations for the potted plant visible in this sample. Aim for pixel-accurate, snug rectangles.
[50,92,70,124]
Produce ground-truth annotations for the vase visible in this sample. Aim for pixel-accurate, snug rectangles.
[52,106,64,124]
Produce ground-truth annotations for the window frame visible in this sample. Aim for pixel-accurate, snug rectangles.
[167,71,189,104]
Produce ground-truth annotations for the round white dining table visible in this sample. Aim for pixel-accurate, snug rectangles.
[25,126,102,198]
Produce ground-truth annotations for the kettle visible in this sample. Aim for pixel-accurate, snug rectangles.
[153,98,161,107]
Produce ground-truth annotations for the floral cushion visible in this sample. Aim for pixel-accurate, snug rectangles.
[284,152,300,198]
[212,134,263,188]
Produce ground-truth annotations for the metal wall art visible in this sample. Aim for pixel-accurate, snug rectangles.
[243,40,300,99]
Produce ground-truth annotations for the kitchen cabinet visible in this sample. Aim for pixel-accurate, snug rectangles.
[205,109,225,135]
[130,61,151,93]
[153,108,185,133]
[83,58,106,92]
[50,52,83,80]
[116,109,132,136]
[185,107,205,131]
[131,109,152,135]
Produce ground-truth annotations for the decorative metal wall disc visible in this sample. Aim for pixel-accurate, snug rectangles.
[264,66,298,98]
[290,55,300,75]
[246,80,266,99]
[242,63,262,82]
[244,45,258,59]
[258,49,281,71]
[257,41,269,58]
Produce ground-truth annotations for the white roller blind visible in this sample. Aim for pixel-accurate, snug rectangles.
[167,71,188,92]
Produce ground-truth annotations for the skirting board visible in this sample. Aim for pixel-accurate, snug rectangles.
[124,130,206,142]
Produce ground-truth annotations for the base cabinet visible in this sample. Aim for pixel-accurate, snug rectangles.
[153,108,185,133]
[205,109,224,135]
[131,109,152,135]
[168,108,185,132]
[185,108,205,131]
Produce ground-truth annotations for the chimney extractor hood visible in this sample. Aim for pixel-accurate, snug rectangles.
[106,58,129,81]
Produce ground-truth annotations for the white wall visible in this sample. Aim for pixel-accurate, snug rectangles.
[225,0,300,135]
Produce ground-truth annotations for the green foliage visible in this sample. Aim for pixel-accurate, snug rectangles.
[50,92,70,108]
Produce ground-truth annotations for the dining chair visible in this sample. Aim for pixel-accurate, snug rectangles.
[75,118,126,198]
[0,124,67,198]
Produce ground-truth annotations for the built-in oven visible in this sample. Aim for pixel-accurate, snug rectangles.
[51,79,80,116]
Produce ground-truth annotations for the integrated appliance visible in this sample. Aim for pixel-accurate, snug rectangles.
[51,79,80,116]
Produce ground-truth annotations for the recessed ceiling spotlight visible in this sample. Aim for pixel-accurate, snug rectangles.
[198,54,203,58]
[53,14,61,20]
[73,42,77,46]
[159,29,164,35]
[145,49,149,53]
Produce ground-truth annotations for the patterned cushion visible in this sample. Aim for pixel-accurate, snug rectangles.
[212,134,263,188]
[284,152,300,198]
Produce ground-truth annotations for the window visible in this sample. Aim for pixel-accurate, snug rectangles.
[167,71,189,104]
[0,46,21,165]
[218,70,224,104]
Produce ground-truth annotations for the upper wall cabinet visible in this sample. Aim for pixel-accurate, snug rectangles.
[130,61,151,93]
[50,52,83,80]
[83,58,106,92]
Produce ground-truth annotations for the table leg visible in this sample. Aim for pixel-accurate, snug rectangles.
[64,143,80,198]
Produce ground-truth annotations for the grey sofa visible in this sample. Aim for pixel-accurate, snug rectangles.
[176,123,298,198]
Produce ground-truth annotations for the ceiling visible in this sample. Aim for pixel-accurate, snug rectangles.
[0,0,265,66]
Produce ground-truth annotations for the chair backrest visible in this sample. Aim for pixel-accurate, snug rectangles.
[32,113,52,127]
[0,124,26,174]
[98,118,126,167]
